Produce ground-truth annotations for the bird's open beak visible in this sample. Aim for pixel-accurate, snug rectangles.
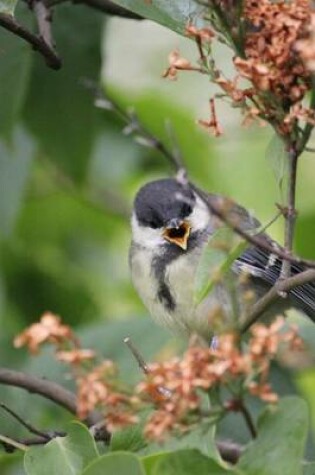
[162,220,191,250]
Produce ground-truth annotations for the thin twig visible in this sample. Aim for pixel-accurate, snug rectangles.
[259,210,282,234]
[0,434,27,451]
[0,12,61,69]
[0,403,50,440]
[32,0,55,50]
[88,85,186,176]
[20,432,65,445]
[241,268,315,332]
[165,119,187,184]
[1,425,110,453]
[238,401,257,438]
[123,337,149,374]
[124,337,172,398]
[193,184,315,269]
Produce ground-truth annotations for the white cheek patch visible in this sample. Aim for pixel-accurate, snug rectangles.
[187,195,210,232]
[131,213,165,248]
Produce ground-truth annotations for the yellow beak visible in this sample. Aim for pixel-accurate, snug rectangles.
[162,221,191,250]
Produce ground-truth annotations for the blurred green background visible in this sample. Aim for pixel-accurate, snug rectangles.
[1,4,315,473]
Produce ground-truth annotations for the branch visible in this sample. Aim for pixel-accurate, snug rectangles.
[241,268,315,332]
[32,0,55,51]
[0,12,61,69]
[281,143,298,279]
[0,403,50,440]
[0,368,101,427]
[92,88,187,182]
[238,401,257,439]
[124,337,149,374]
[0,434,27,452]
[3,421,245,465]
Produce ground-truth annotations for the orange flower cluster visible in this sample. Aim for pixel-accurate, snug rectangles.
[296,12,315,71]
[14,312,139,432]
[13,311,96,365]
[14,313,303,440]
[163,2,315,136]
[185,24,215,43]
[138,317,303,440]
[76,361,138,431]
[236,0,311,104]
[14,312,76,354]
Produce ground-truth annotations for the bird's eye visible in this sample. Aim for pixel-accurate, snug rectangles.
[146,218,162,229]
[180,204,192,218]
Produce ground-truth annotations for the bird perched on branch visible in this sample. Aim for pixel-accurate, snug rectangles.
[129,177,315,340]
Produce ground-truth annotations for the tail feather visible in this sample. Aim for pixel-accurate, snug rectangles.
[235,244,315,322]
[290,277,315,321]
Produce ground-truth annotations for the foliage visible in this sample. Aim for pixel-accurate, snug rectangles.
[1,0,315,474]
[20,402,310,474]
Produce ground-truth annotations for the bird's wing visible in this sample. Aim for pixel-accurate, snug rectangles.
[235,239,315,321]
[195,185,315,321]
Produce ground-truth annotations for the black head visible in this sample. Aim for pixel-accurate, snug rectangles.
[134,179,196,229]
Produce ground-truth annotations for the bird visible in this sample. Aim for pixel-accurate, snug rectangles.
[129,177,315,341]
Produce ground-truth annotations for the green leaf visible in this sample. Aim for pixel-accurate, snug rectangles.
[303,462,315,475]
[266,133,288,198]
[141,424,218,460]
[107,1,205,35]
[110,424,147,453]
[168,424,218,460]
[295,214,315,260]
[0,0,17,15]
[0,452,23,472]
[237,396,308,475]
[142,453,168,475]
[82,452,145,475]
[23,4,103,182]
[24,421,99,475]
[194,227,247,305]
[0,4,32,136]
[146,449,238,475]
[0,127,34,239]
[65,422,100,466]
